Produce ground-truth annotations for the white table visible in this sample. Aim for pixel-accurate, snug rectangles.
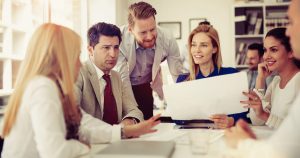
[91,123,273,158]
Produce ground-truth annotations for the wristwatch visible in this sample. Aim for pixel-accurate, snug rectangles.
[126,117,139,124]
[120,123,126,139]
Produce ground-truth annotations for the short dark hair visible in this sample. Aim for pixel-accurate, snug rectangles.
[87,22,122,48]
[128,1,157,27]
[248,43,264,57]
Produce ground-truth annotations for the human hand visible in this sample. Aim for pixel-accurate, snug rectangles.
[210,114,234,129]
[224,119,256,148]
[80,140,91,149]
[257,62,272,80]
[123,114,161,138]
[121,118,137,126]
[240,91,267,120]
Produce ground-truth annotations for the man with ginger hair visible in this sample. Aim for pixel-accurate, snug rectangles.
[114,1,185,119]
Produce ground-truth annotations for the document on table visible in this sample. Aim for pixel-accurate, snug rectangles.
[163,72,248,120]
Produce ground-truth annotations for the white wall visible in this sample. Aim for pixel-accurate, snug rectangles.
[88,0,116,26]
[122,0,236,66]
[116,0,129,26]
[87,0,129,27]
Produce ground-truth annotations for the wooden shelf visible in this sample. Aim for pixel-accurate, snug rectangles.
[235,34,264,38]
[234,2,263,8]
[0,89,13,97]
[265,2,290,7]
[234,1,289,7]
[0,54,24,60]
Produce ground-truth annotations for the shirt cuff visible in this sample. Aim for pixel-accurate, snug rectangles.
[266,114,283,129]
[111,124,121,142]
[253,88,265,99]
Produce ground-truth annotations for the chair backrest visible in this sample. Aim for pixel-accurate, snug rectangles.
[0,138,4,156]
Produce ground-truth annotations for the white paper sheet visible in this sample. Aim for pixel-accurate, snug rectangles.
[163,72,248,120]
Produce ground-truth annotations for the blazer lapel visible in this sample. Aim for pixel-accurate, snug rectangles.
[127,34,137,74]
[152,40,163,81]
[86,60,103,117]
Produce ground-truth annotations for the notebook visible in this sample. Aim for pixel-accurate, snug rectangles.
[94,140,175,158]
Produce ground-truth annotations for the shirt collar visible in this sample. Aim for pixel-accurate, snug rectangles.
[135,41,156,51]
[91,61,111,80]
[196,65,218,79]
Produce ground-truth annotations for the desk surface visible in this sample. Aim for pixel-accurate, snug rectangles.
[91,123,273,158]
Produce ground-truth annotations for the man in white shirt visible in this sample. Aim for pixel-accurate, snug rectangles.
[75,22,144,126]
[225,1,300,158]
[114,2,185,119]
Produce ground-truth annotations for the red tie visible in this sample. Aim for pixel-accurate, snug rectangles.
[102,74,118,125]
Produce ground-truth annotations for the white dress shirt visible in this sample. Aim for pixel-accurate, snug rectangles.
[92,62,110,113]
[1,76,121,158]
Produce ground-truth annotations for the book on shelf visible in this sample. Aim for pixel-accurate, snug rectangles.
[235,7,248,35]
[267,11,287,19]
[247,12,258,34]
[235,15,247,35]
[266,18,288,32]
[254,18,263,34]
[236,42,248,65]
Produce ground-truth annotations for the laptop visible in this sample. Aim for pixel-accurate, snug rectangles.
[163,72,248,125]
[95,140,175,158]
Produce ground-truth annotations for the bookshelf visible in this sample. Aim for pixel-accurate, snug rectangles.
[0,0,42,99]
[0,0,85,101]
[234,1,290,68]
[0,0,86,117]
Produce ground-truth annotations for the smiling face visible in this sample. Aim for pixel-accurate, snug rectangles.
[129,16,157,49]
[263,36,294,72]
[88,35,120,74]
[190,32,217,66]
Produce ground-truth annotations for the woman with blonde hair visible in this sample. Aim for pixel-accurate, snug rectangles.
[176,22,250,129]
[1,23,160,158]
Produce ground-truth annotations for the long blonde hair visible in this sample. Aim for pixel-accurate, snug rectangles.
[187,24,222,81]
[2,23,82,137]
